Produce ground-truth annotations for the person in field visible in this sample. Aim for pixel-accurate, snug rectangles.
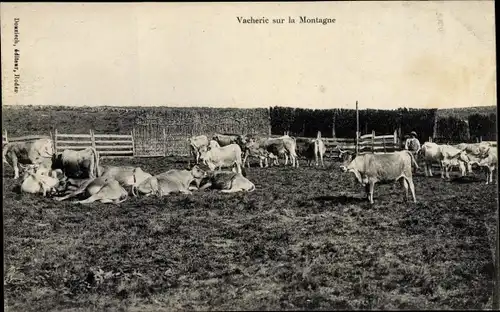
[404,131,421,155]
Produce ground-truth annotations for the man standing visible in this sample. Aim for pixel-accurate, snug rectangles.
[405,131,421,155]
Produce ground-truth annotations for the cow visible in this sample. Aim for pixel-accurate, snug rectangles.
[295,132,327,167]
[52,147,100,179]
[212,133,239,147]
[340,150,418,204]
[20,164,66,197]
[243,140,272,168]
[71,178,129,205]
[476,147,497,184]
[455,142,492,173]
[132,165,207,197]
[55,166,153,202]
[462,146,497,184]
[419,142,469,179]
[187,135,209,165]
[243,135,298,168]
[199,143,243,174]
[3,138,54,179]
[197,170,256,193]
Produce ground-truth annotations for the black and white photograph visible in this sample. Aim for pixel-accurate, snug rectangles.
[1,2,498,310]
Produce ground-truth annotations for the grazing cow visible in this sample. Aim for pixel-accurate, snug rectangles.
[132,166,207,197]
[199,143,243,174]
[244,135,298,168]
[20,164,66,197]
[187,135,209,164]
[52,147,100,179]
[419,142,468,178]
[198,170,256,193]
[3,138,54,179]
[340,151,418,204]
[71,178,129,205]
[55,166,153,202]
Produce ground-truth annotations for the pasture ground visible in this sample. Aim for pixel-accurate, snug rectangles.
[3,157,498,311]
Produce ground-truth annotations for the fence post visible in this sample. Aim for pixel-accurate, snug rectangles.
[332,111,336,138]
[4,129,8,144]
[429,136,432,143]
[371,130,375,153]
[90,130,96,149]
[163,127,167,157]
[393,129,398,151]
[54,129,58,153]
[131,130,136,157]
[480,136,483,142]
[383,132,386,153]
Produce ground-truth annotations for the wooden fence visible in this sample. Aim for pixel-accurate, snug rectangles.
[323,129,400,158]
[2,130,51,145]
[54,129,134,158]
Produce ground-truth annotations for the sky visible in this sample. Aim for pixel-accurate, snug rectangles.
[1,2,496,110]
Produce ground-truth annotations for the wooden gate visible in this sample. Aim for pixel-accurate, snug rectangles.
[133,123,166,157]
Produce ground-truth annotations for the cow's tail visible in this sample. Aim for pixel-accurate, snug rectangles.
[406,150,419,169]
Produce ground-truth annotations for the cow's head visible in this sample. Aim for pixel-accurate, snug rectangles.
[338,149,354,171]
[208,140,220,150]
[190,165,207,179]
[132,167,153,187]
[132,176,161,197]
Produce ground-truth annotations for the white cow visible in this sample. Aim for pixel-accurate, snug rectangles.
[419,142,468,179]
[199,143,243,174]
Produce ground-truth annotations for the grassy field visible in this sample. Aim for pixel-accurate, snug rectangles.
[3,156,498,311]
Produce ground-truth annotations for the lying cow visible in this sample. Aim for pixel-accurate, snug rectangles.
[20,164,66,197]
[71,178,129,204]
[55,166,153,202]
[3,138,54,179]
[197,170,256,193]
[188,135,209,165]
[132,165,207,197]
[52,147,100,179]
[199,143,243,174]
[340,151,418,204]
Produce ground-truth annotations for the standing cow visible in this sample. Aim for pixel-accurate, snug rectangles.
[3,138,54,179]
[199,143,244,174]
[340,151,418,204]
[52,147,100,179]
[187,135,209,165]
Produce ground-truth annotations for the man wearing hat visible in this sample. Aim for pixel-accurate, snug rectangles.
[404,131,421,155]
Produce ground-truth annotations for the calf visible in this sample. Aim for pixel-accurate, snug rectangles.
[20,165,65,197]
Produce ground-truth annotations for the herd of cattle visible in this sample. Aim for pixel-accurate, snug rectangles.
[2,131,497,205]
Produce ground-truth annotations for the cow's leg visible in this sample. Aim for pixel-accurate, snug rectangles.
[364,184,370,199]
[459,162,466,177]
[11,156,20,179]
[219,188,242,193]
[405,177,417,203]
[320,153,325,168]
[74,194,100,204]
[440,161,446,179]
[399,178,409,202]
[235,162,242,174]
[180,189,193,195]
[284,154,289,166]
[368,181,375,204]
